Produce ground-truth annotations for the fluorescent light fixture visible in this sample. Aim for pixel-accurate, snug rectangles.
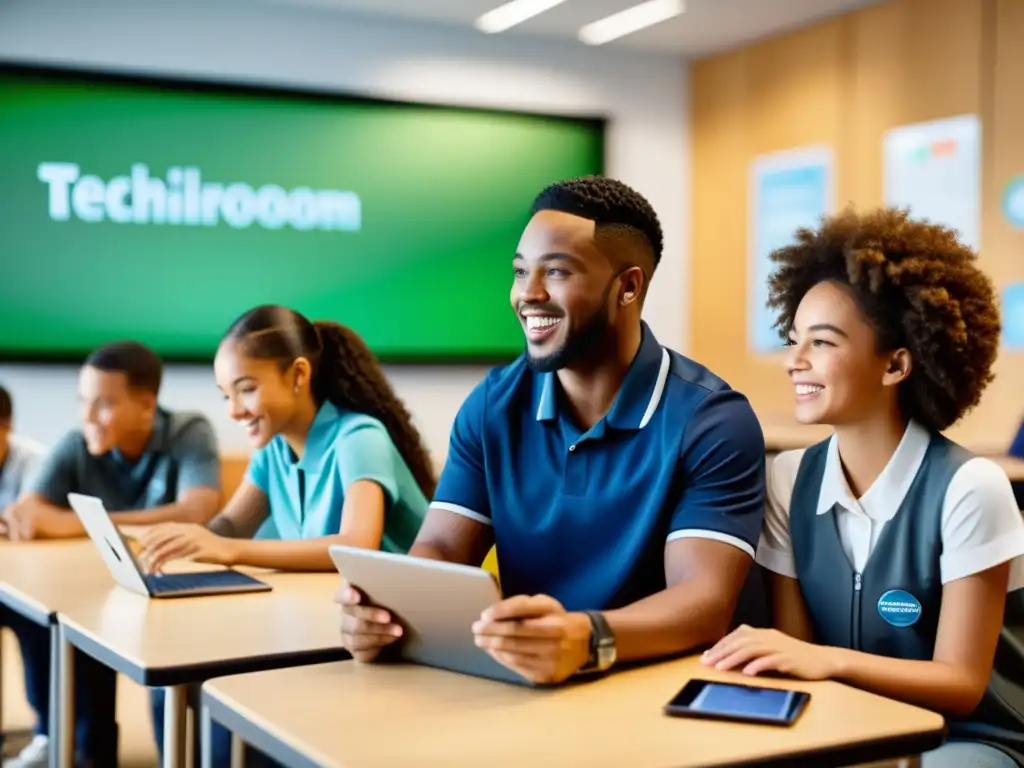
[578,0,685,45]
[475,0,570,34]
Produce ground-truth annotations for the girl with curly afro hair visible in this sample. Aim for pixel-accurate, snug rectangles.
[703,208,1024,767]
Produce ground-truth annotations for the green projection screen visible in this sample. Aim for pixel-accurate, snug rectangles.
[0,64,605,362]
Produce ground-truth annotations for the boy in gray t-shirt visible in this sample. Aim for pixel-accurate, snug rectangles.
[0,342,223,768]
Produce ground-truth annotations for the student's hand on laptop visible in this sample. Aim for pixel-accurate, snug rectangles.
[138,523,238,573]
[335,580,404,662]
[471,595,592,685]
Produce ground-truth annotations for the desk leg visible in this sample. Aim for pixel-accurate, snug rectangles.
[199,701,213,768]
[1,627,5,755]
[52,623,74,768]
[163,685,187,768]
[230,733,245,768]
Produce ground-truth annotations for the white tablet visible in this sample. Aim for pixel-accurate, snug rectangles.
[328,545,532,685]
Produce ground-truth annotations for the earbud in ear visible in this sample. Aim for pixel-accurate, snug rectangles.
[623,292,635,305]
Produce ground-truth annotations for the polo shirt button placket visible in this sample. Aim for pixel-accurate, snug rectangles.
[564,439,587,496]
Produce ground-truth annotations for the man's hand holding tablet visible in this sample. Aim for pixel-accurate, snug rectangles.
[335,580,405,662]
[470,594,592,685]
[333,566,594,684]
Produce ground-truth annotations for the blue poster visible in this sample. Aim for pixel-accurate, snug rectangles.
[1004,283,1024,350]
[749,147,834,353]
[1004,176,1024,229]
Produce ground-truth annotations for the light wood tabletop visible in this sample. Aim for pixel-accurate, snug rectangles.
[55,569,350,768]
[0,538,111,624]
[57,570,347,686]
[202,656,946,768]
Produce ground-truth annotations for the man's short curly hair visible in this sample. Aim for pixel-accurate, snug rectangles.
[531,175,664,270]
[766,207,1001,432]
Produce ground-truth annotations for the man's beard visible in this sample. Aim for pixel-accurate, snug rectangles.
[526,299,612,373]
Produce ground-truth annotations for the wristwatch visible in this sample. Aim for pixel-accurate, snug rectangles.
[578,610,617,675]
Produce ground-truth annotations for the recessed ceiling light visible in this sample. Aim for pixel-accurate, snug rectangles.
[475,0,571,34]
[578,0,685,45]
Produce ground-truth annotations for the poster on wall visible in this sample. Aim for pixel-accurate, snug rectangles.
[748,145,834,354]
[882,114,982,251]
[1003,283,1024,350]
[1004,175,1024,229]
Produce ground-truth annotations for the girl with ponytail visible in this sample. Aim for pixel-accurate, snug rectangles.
[138,304,433,572]
[139,305,435,767]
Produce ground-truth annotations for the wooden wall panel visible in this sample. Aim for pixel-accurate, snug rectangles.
[690,0,1022,447]
[963,0,1024,447]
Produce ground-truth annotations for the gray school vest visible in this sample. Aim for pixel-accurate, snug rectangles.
[792,434,1024,759]
[790,434,967,658]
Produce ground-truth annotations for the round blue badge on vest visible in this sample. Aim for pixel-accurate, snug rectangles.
[877,590,922,627]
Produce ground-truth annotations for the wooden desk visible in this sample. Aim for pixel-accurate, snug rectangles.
[0,539,110,624]
[0,539,113,768]
[202,657,945,768]
[57,571,349,768]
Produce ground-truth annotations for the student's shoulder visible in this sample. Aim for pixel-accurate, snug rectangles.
[459,355,533,415]
[331,410,390,444]
[164,409,215,442]
[944,454,1019,511]
[46,428,89,458]
[767,449,808,513]
[161,411,218,462]
[9,433,48,461]
[662,349,763,445]
[663,348,755,415]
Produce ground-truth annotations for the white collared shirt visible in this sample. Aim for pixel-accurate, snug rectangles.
[756,420,1024,590]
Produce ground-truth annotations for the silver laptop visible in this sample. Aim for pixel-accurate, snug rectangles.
[68,493,272,598]
[329,544,533,686]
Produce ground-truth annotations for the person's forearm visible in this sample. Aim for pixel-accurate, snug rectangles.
[110,500,215,527]
[18,498,83,538]
[408,542,454,563]
[228,535,373,572]
[827,647,984,717]
[604,581,736,663]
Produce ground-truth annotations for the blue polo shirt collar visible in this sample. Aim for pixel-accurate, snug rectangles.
[297,401,342,471]
[533,321,670,431]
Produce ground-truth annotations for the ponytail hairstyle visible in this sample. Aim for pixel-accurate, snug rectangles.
[222,305,437,499]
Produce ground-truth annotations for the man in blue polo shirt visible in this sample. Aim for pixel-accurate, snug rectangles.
[337,176,766,684]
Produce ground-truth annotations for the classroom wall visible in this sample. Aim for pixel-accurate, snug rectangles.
[0,0,689,458]
[691,0,1024,449]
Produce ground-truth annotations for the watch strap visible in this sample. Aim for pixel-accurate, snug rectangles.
[579,610,616,674]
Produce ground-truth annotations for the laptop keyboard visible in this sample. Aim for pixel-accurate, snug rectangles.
[144,570,263,594]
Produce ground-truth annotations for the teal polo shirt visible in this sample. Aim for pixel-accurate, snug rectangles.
[245,401,427,552]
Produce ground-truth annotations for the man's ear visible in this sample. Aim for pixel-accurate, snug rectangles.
[881,348,912,387]
[619,266,646,307]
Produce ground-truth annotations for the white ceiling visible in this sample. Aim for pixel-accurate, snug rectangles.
[255,0,880,56]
